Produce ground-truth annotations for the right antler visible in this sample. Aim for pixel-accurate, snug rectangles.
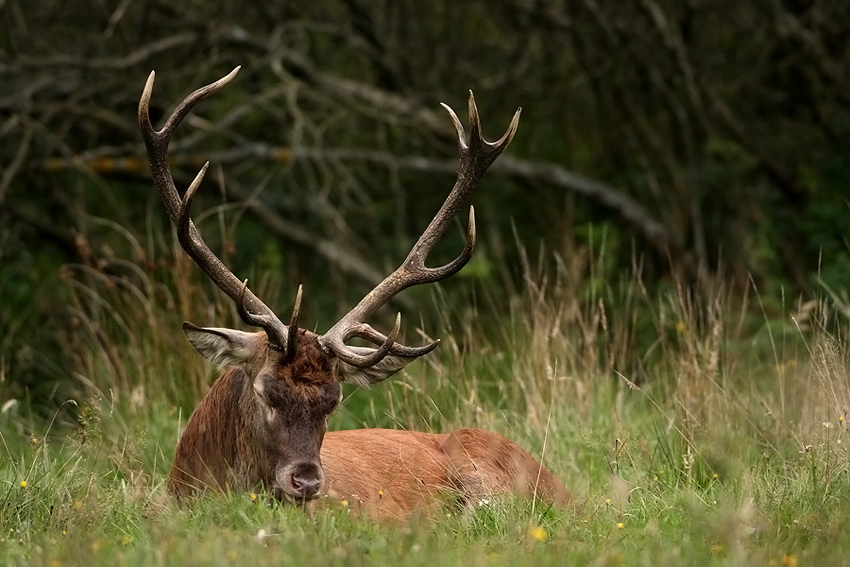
[318,92,521,367]
[138,67,298,355]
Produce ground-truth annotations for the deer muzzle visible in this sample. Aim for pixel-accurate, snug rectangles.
[276,460,324,501]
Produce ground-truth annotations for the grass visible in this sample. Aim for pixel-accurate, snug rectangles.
[2,232,850,566]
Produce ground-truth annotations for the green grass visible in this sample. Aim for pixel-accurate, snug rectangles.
[2,241,850,566]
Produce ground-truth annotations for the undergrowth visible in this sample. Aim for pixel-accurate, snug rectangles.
[1,227,849,566]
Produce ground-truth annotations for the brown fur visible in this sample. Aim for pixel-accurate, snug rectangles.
[168,367,263,496]
[169,329,570,520]
[317,428,570,521]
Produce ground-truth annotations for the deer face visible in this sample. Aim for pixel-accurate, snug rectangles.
[182,322,415,501]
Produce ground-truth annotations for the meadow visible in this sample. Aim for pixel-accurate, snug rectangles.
[2,235,849,567]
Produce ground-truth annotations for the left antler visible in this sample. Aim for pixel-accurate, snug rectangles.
[318,91,521,367]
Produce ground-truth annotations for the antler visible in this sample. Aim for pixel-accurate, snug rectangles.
[138,67,297,354]
[318,92,521,367]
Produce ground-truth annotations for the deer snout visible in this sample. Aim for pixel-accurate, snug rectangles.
[276,461,324,500]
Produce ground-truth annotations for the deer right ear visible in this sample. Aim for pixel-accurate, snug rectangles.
[182,321,261,368]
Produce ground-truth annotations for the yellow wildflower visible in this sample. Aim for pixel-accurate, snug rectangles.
[617,522,624,529]
[250,493,258,502]
[781,555,798,567]
[528,525,547,542]
[20,481,27,488]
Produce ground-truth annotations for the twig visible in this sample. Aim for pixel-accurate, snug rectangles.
[0,119,32,204]
[7,33,197,71]
[45,142,677,267]
[222,176,415,311]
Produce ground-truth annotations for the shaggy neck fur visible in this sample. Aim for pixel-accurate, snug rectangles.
[167,368,272,497]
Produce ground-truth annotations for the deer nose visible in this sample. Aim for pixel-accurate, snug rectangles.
[291,471,322,498]
[279,461,324,500]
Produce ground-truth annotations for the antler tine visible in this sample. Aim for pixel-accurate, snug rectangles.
[318,91,520,368]
[139,68,289,349]
[235,278,286,348]
[285,284,303,359]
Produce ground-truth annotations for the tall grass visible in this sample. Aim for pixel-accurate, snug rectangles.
[2,222,850,566]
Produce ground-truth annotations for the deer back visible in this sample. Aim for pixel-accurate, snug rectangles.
[316,428,570,520]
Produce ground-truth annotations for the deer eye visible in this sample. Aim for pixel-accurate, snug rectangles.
[253,380,271,404]
[251,382,277,424]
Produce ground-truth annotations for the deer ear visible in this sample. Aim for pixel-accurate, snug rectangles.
[182,321,262,368]
[335,348,418,386]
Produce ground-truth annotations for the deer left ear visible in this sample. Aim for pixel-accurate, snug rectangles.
[182,321,262,369]
[335,348,418,387]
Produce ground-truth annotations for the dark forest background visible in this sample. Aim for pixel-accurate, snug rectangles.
[1,0,849,407]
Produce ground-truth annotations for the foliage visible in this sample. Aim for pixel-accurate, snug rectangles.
[2,0,850,397]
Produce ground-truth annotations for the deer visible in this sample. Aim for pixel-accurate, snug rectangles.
[138,67,569,521]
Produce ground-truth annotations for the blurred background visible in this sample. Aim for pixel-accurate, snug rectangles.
[1,1,849,413]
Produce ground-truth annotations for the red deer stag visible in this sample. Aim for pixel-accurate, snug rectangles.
[138,67,569,520]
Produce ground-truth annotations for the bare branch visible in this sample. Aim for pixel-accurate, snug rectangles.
[222,175,415,311]
[0,118,32,204]
[46,140,676,268]
[8,33,197,71]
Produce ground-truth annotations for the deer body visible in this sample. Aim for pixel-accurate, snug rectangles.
[168,330,569,519]
[321,429,568,519]
[139,68,569,521]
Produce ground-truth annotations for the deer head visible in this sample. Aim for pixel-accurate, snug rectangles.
[138,67,520,501]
